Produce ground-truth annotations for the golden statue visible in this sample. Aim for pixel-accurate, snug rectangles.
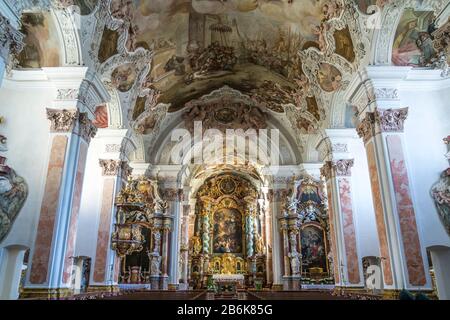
[192,236,202,255]
[222,254,235,275]
[255,235,265,255]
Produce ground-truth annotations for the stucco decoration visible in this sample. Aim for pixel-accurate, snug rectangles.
[431,136,450,236]
[0,163,28,243]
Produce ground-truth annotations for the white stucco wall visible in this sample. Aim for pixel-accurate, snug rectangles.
[0,77,56,249]
[349,138,380,260]
[401,83,450,249]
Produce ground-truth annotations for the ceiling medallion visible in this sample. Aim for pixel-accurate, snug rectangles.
[219,178,236,195]
[214,108,236,124]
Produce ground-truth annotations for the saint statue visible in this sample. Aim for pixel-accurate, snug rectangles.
[289,251,301,276]
[255,235,265,255]
[150,255,162,276]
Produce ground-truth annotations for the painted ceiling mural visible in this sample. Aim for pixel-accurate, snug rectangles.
[392,9,437,67]
[13,0,450,161]
[17,12,61,68]
[103,0,358,131]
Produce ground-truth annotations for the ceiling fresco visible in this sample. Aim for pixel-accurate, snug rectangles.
[106,0,350,117]
[392,9,437,67]
[17,12,61,68]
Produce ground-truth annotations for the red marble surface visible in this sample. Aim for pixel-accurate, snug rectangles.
[93,178,115,283]
[62,142,88,284]
[386,135,426,286]
[30,136,68,284]
[326,181,340,283]
[338,178,360,284]
[366,141,394,285]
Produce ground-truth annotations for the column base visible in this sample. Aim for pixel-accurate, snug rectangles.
[282,276,302,291]
[20,287,73,299]
[160,275,169,290]
[150,276,160,290]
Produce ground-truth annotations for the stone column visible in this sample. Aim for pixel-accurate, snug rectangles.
[320,159,362,287]
[89,159,130,292]
[23,109,97,298]
[357,107,429,292]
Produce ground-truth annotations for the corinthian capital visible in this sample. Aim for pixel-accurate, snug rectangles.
[0,13,24,61]
[320,162,334,181]
[78,113,97,144]
[333,159,354,177]
[99,159,122,176]
[321,159,354,179]
[356,112,376,144]
[376,108,409,133]
[46,108,79,133]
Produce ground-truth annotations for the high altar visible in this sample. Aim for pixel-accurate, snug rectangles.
[189,174,267,289]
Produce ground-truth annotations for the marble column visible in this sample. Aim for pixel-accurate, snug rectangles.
[268,189,285,290]
[23,109,97,298]
[357,107,429,291]
[262,188,273,285]
[321,159,362,287]
[179,203,190,289]
[89,159,130,292]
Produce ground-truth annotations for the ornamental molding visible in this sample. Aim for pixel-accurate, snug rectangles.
[332,143,349,153]
[374,88,399,100]
[46,108,79,133]
[56,88,79,101]
[105,144,122,153]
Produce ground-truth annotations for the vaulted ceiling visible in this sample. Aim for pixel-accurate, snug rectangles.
[13,0,449,163]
